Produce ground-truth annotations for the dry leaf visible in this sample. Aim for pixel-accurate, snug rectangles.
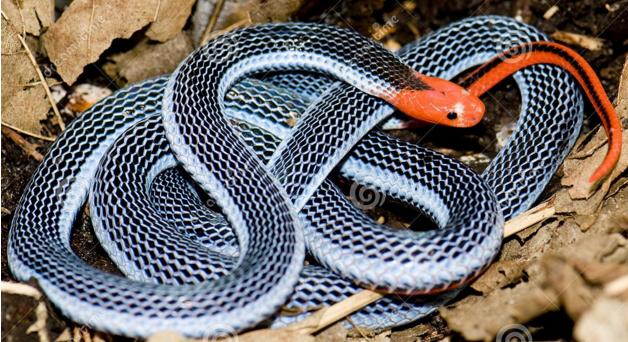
[587,182,628,234]
[347,330,390,342]
[561,126,628,199]
[574,298,628,342]
[1,0,54,36]
[102,32,194,85]
[192,0,254,44]
[1,14,50,134]
[146,331,187,342]
[247,0,304,23]
[540,255,594,320]
[191,0,305,44]
[570,258,628,285]
[43,0,161,84]
[439,282,552,341]
[314,322,347,341]
[146,0,196,42]
[443,215,627,340]
[224,329,314,342]
[470,260,527,294]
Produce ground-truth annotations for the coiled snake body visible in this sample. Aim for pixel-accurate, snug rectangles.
[9,16,619,337]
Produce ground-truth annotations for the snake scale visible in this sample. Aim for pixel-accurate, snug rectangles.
[12,15,615,338]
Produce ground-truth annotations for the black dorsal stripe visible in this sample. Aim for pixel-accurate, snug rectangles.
[460,42,610,131]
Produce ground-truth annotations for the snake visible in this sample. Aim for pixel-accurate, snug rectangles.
[8,16,621,338]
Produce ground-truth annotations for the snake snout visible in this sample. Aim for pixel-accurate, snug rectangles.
[387,75,485,127]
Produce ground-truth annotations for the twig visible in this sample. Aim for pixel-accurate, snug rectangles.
[26,302,50,342]
[551,30,605,51]
[2,282,49,342]
[1,10,65,131]
[503,199,556,237]
[1,281,42,299]
[20,80,63,88]
[274,198,558,336]
[88,0,95,61]
[285,290,384,335]
[2,126,45,162]
[543,5,559,19]
[153,0,161,21]
[201,17,250,45]
[199,0,226,46]
[18,32,65,130]
[1,122,56,141]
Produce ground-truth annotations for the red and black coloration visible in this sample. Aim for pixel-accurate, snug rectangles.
[460,41,622,186]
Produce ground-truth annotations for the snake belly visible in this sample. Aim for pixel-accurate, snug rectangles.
[8,16,583,337]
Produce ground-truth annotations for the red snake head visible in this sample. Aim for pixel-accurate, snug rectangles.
[389,74,485,128]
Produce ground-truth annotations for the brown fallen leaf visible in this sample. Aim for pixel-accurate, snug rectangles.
[540,255,595,320]
[146,0,196,42]
[470,260,527,294]
[441,228,628,341]
[569,258,628,286]
[573,298,628,342]
[439,281,554,341]
[192,0,305,45]
[314,322,347,341]
[1,12,51,135]
[43,0,162,84]
[248,0,304,28]
[102,32,194,85]
[562,126,628,200]
[587,181,628,234]
[1,0,54,36]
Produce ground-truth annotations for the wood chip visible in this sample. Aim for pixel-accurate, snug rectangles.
[550,30,605,51]
[542,5,559,20]
[1,126,44,161]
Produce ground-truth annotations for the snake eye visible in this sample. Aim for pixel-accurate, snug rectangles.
[447,112,458,120]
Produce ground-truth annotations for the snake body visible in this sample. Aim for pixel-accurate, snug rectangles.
[9,16,589,337]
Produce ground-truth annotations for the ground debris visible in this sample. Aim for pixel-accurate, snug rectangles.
[574,298,628,342]
[1,0,54,36]
[1,12,51,135]
[145,0,196,42]
[102,32,194,85]
[43,0,172,84]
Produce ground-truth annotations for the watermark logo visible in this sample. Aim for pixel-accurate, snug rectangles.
[201,323,239,342]
[371,16,399,41]
[349,182,385,210]
[494,37,532,65]
[495,324,532,342]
